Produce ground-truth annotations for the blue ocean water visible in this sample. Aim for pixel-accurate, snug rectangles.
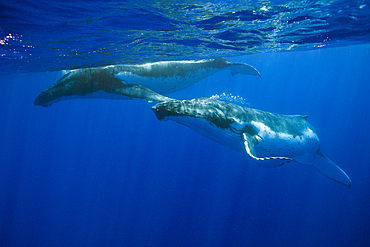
[1,1,370,247]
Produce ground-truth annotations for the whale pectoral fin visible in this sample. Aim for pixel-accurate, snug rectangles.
[114,84,172,103]
[293,153,352,189]
[243,133,292,167]
[229,63,262,79]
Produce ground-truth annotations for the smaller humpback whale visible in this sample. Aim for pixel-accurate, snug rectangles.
[152,98,352,188]
[34,58,261,107]
[34,70,172,107]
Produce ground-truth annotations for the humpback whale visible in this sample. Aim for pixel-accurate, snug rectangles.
[34,58,261,107]
[152,98,352,188]
[34,75,172,107]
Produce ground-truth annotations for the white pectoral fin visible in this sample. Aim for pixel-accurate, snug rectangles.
[243,133,292,167]
[229,63,262,79]
[114,84,172,103]
[293,153,352,189]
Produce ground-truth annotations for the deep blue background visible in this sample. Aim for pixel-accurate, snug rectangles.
[1,45,370,247]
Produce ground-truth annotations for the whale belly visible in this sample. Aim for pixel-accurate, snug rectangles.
[164,115,246,153]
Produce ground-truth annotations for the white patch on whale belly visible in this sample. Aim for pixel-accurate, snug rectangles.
[251,121,319,158]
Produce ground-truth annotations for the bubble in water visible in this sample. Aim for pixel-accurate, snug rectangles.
[209,92,250,106]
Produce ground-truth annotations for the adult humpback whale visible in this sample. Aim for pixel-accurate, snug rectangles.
[34,58,261,107]
[152,98,352,188]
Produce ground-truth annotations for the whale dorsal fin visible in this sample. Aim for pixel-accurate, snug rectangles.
[243,133,292,167]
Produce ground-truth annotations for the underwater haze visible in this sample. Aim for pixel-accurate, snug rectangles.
[1,1,370,247]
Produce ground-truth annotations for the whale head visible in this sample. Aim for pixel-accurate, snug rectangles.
[34,68,122,107]
[152,98,237,129]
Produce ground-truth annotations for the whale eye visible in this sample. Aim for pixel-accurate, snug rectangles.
[93,81,98,86]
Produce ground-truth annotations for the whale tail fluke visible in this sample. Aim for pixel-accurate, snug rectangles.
[294,152,352,189]
[229,63,262,79]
